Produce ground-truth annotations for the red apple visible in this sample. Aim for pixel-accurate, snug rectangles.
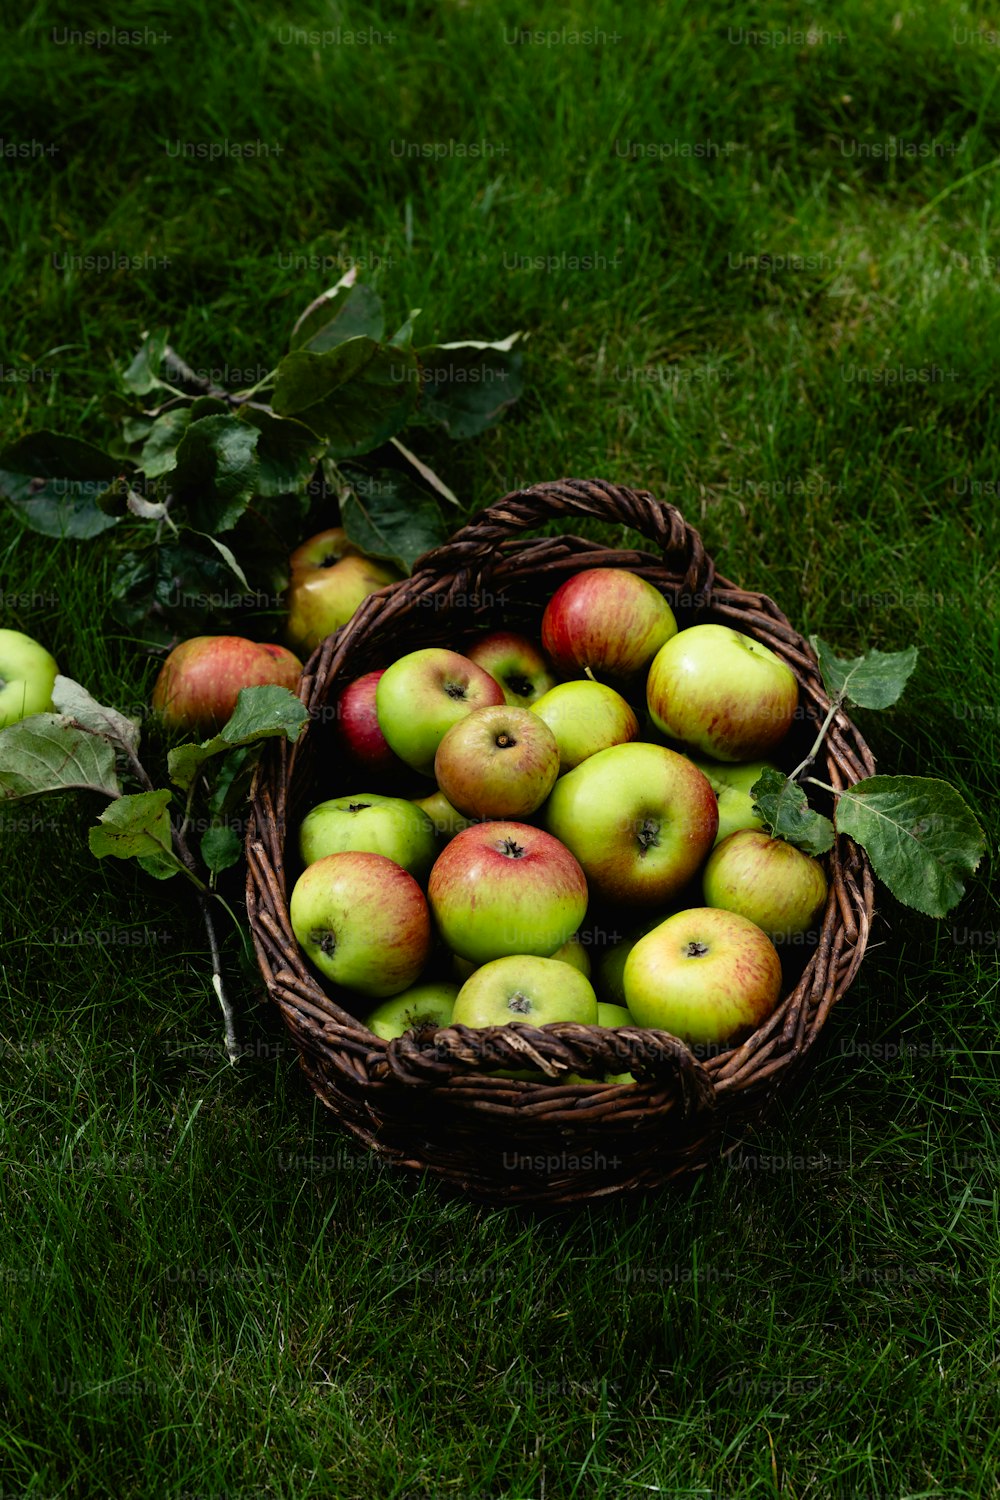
[434,704,560,819]
[285,527,401,658]
[465,631,556,707]
[336,670,406,775]
[152,635,303,736]
[541,568,677,682]
[428,821,589,965]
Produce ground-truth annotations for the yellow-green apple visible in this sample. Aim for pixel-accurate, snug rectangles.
[551,933,592,978]
[152,635,302,736]
[298,793,437,881]
[687,755,779,846]
[541,567,677,682]
[646,624,798,762]
[428,821,588,965]
[465,631,556,707]
[530,680,638,772]
[289,850,431,996]
[702,829,828,942]
[543,742,718,905]
[285,527,401,657]
[624,906,783,1046]
[434,704,560,819]
[376,648,505,775]
[0,628,58,728]
[451,954,598,1028]
[364,981,458,1040]
[412,789,474,842]
[336,670,407,776]
[593,917,665,1004]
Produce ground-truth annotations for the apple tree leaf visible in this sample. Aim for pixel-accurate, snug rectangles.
[810,638,919,710]
[751,768,836,856]
[168,685,308,792]
[109,540,249,646]
[832,775,986,918]
[0,714,122,801]
[340,467,447,572]
[0,431,121,539]
[236,407,322,497]
[289,276,385,353]
[171,414,260,532]
[139,407,192,478]
[200,823,243,875]
[121,328,171,395]
[416,339,523,439]
[87,789,188,881]
[272,339,418,456]
[51,676,141,757]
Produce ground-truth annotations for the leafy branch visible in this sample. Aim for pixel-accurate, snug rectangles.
[750,639,986,918]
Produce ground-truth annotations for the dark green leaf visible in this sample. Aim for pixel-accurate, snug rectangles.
[833,775,986,918]
[168,685,308,792]
[201,824,242,875]
[189,396,230,420]
[0,715,121,801]
[0,430,120,539]
[207,745,258,817]
[88,789,185,880]
[751,768,836,856]
[139,408,192,478]
[109,542,245,646]
[340,467,447,573]
[417,339,523,438]
[389,310,421,349]
[172,415,260,532]
[290,280,385,352]
[237,407,322,496]
[272,339,418,455]
[810,638,919,710]
[122,328,170,395]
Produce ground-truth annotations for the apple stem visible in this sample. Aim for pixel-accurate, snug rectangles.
[787,692,845,785]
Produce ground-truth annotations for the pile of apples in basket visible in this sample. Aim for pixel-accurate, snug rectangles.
[290,567,826,1077]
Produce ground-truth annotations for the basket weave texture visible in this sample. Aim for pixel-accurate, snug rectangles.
[246,479,876,1205]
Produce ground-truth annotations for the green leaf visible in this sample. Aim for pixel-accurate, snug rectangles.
[389,435,460,506]
[0,430,120,539]
[0,715,121,801]
[290,277,385,352]
[389,309,421,349]
[50,676,140,756]
[340,468,447,572]
[416,342,523,439]
[751,768,836,856]
[201,824,242,875]
[172,414,260,532]
[236,407,321,496]
[207,745,258,817]
[833,775,986,918]
[88,789,186,880]
[810,638,919,710]
[168,685,308,792]
[191,533,251,591]
[272,339,419,455]
[139,408,192,478]
[122,328,170,395]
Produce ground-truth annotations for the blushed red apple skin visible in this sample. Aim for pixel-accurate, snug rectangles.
[289,850,432,997]
[703,829,828,940]
[152,635,303,736]
[541,568,677,681]
[465,631,556,706]
[434,704,560,819]
[428,821,589,965]
[337,670,405,775]
[375,648,506,776]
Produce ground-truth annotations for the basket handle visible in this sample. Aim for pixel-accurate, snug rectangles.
[412,477,716,605]
[371,1020,716,1116]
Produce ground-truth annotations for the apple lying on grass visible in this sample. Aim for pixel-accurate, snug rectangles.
[152,635,303,736]
[0,628,59,729]
[285,527,401,658]
[290,850,431,997]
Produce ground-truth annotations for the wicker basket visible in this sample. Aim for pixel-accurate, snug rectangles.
[246,478,876,1205]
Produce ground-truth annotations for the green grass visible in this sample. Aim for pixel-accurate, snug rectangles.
[2,0,1000,1495]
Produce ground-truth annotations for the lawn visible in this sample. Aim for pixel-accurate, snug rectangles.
[1,0,999,1496]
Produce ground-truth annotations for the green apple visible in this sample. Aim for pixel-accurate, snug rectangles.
[453,933,590,982]
[543,742,718,906]
[285,528,401,658]
[412,789,474,842]
[597,1002,635,1027]
[530,680,638,772]
[0,629,59,728]
[364,982,458,1040]
[289,850,431,997]
[687,755,778,846]
[428,821,589,965]
[298,793,438,881]
[646,623,798,762]
[451,954,598,1028]
[702,829,828,943]
[593,916,667,1004]
[434,704,560,819]
[376,647,505,776]
[465,631,556,707]
[623,906,783,1047]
